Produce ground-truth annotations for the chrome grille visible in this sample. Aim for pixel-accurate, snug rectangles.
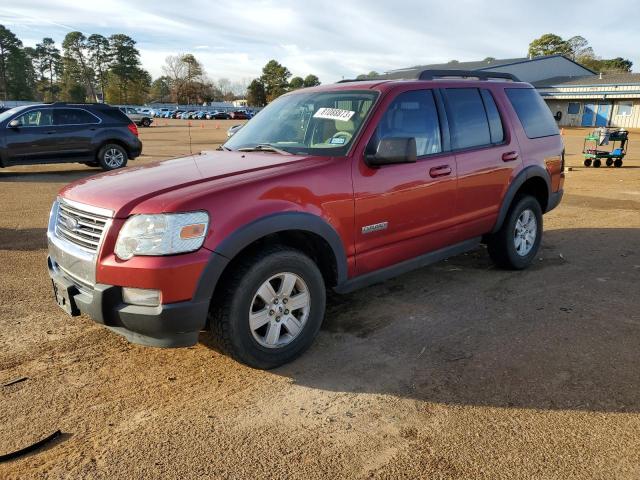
[55,200,110,253]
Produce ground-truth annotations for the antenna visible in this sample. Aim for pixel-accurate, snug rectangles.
[188,121,193,154]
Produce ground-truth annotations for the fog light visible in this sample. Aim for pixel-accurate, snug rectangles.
[122,287,161,307]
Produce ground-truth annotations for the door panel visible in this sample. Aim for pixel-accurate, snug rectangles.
[595,104,611,127]
[444,88,522,240]
[4,108,58,163]
[53,108,100,159]
[352,89,457,275]
[581,104,596,126]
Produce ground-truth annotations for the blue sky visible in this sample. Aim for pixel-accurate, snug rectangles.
[1,0,638,83]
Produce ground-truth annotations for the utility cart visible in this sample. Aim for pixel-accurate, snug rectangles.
[583,127,629,168]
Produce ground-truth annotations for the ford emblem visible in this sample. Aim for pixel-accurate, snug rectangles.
[65,216,79,231]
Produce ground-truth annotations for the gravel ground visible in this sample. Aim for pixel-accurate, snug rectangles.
[1,121,639,479]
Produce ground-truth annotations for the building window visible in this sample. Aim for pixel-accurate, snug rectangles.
[567,102,581,115]
[616,102,633,116]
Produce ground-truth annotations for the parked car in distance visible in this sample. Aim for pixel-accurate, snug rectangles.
[1,102,142,170]
[119,106,153,127]
[47,71,564,369]
[229,110,249,120]
[208,111,230,120]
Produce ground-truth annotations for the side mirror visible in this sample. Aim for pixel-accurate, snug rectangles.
[8,119,19,129]
[365,137,417,167]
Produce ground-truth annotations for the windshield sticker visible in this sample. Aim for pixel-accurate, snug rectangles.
[313,108,355,121]
[330,137,346,145]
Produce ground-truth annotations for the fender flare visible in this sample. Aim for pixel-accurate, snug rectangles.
[192,212,348,304]
[492,165,551,233]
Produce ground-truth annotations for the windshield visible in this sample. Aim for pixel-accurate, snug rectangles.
[0,105,31,123]
[224,90,378,155]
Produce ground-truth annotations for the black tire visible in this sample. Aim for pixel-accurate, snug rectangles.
[141,118,151,127]
[210,247,326,369]
[614,158,623,168]
[584,159,592,167]
[97,143,128,171]
[487,195,543,270]
[606,158,613,167]
[593,158,601,168]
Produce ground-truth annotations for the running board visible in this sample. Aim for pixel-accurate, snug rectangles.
[334,237,481,294]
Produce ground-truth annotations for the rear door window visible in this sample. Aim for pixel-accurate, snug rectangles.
[506,88,559,139]
[54,108,100,126]
[445,88,491,150]
[370,89,442,157]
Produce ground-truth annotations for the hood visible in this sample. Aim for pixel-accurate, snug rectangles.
[59,150,316,218]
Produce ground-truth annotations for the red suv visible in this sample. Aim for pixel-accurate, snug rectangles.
[47,70,564,369]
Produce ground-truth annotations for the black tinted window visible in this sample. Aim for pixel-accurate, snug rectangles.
[101,107,131,123]
[506,88,559,139]
[55,108,99,125]
[446,88,491,149]
[480,89,504,144]
[373,90,441,156]
[15,109,53,127]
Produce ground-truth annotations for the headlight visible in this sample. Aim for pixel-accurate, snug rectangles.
[115,212,209,260]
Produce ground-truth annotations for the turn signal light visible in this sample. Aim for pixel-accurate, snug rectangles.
[180,223,206,240]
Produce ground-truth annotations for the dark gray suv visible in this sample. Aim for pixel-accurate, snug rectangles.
[0,102,143,171]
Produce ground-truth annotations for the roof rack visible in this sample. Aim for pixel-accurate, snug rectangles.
[337,69,520,83]
[417,69,519,81]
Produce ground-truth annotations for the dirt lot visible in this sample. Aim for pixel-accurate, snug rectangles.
[1,120,639,479]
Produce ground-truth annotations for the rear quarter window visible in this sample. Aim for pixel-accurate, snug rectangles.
[506,88,559,139]
[100,108,132,124]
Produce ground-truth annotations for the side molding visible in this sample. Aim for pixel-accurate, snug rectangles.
[335,237,481,294]
[491,165,551,233]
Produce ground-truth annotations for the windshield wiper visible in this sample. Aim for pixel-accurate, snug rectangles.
[217,144,232,151]
[237,143,292,155]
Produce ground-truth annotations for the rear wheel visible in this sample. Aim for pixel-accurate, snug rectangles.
[593,159,602,168]
[584,158,592,167]
[141,118,151,127]
[606,158,614,167]
[210,247,326,369]
[98,144,128,171]
[614,158,623,168]
[487,195,543,270]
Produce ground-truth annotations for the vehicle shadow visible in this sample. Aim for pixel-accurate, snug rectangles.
[0,228,48,251]
[205,227,640,413]
[0,169,99,184]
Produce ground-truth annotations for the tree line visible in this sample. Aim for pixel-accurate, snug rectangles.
[0,24,321,106]
[0,25,150,104]
[527,34,632,73]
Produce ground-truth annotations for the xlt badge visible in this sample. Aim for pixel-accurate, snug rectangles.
[362,222,389,234]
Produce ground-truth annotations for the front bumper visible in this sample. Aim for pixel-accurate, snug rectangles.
[48,256,210,347]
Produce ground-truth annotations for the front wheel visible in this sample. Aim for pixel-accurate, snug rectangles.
[98,144,128,171]
[210,248,326,369]
[487,195,543,270]
[141,118,151,127]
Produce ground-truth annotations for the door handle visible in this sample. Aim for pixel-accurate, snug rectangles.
[429,165,452,178]
[502,151,519,162]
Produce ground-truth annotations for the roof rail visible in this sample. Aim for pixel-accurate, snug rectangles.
[417,69,520,82]
[337,69,520,83]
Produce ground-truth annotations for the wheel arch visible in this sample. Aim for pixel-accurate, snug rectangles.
[193,212,348,309]
[492,166,551,233]
[95,139,132,160]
